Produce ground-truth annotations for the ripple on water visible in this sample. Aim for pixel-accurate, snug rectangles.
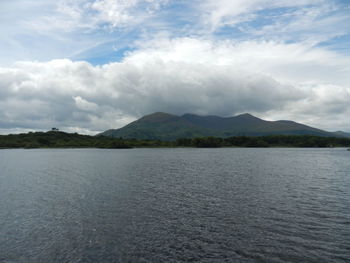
[0,148,349,263]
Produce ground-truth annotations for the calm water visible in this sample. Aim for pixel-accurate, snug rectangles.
[0,148,349,263]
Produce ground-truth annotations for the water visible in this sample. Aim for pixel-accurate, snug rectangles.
[0,148,349,263]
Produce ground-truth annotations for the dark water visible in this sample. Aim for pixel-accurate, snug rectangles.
[0,148,349,263]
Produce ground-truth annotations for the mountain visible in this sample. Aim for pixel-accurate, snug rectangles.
[99,112,341,140]
[100,112,216,141]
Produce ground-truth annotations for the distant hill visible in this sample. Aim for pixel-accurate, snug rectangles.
[333,131,350,138]
[99,112,343,140]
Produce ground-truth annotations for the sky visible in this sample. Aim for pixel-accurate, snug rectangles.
[0,0,350,134]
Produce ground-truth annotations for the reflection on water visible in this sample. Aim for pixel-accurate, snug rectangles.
[0,148,349,263]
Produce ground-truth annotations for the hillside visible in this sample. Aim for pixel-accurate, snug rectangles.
[99,112,339,140]
[100,112,217,140]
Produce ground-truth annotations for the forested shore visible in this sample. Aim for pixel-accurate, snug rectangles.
[1,131,350,149]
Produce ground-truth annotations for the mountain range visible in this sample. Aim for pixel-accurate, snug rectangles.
[100,112,349,141]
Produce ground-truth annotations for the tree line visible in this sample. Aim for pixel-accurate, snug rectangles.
[176,135,350,148]
[1,131,350,149]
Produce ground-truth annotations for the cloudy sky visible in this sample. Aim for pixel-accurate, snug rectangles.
[0,0,350,134]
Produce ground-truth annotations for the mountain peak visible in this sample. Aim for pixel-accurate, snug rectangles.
[235,113,258,118]
[182,113,197,117]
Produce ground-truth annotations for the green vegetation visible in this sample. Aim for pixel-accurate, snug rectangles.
[176,135,350,148]
[1,131,350,149]
[0,131,133,149]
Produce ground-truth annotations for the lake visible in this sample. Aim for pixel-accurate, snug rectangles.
[0,148,349,263]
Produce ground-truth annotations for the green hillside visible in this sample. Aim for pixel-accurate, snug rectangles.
[100,112,217,140]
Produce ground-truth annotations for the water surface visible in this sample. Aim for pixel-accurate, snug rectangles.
[0,148,349,262]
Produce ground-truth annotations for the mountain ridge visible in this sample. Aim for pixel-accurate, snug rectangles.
[100,112,348,140]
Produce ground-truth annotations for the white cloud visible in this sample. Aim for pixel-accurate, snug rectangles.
[198,0,350,48]
[199,0,326,30]
[247,3,350,44]
[0,38,349,134]
[89,0,167,28]
[74,96,99,112]
[39,0,169,31]
[130,37,350,86]
[0,0,170,65]
[1,0,349,68]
